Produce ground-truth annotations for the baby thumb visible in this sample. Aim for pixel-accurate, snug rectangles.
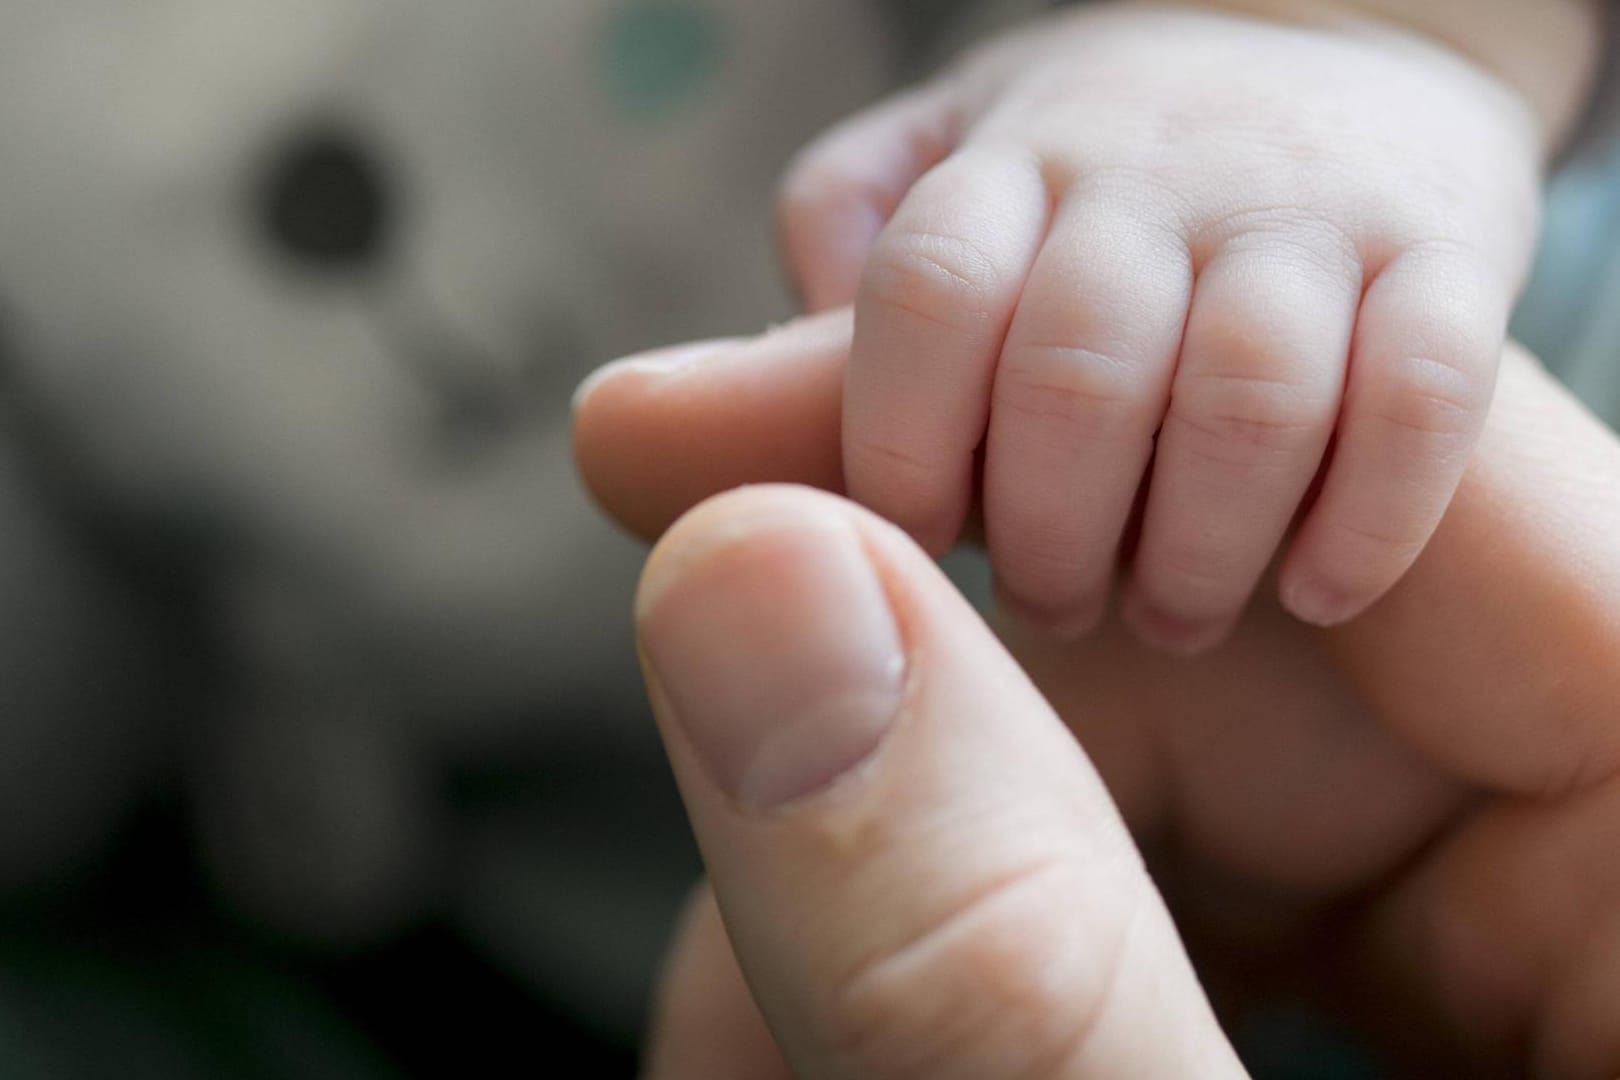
[776,88,956,311]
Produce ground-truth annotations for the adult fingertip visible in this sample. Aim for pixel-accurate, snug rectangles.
[634,488,1248,1078]
[571,338,747,415]
[570,340,744,539]
[573,314,856,542]
[636,486,906,809]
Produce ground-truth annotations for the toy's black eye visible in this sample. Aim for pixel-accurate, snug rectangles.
[258,125,396,271]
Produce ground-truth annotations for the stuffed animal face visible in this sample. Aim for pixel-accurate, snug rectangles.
[0,0,902,962]
[0,0,894,734]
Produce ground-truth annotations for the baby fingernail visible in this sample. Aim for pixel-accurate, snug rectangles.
[994,583,1105,641]
[1285,578,1356,627]
[637,502,905,808]
[1122,593,1230,657]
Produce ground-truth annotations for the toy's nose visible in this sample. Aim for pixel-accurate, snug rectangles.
[256,121,543,451]
[371,290,538,452]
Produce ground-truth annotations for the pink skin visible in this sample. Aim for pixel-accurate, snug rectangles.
[574,319,1620,1076]
[776,3,1556,652]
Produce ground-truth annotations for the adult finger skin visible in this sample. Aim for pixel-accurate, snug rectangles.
[634,484,1246,1078]
[1321,343,1620,797]
[572,310,852,542]
[1360,767,1620,1076]
[643,883,793,1080]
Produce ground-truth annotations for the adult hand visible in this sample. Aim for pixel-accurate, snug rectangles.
[632,481,1245,1077]
[574,313,1620,1076]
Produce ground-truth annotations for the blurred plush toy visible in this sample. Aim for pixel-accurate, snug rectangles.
[0,0,928,1033]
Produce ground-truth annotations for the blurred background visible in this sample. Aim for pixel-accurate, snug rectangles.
[0,0,942,1074]
[0,0,1616,1076]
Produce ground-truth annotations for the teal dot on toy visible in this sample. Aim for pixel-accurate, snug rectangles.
[599,2,725,123]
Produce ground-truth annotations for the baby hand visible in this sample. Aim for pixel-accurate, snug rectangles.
[778,1,1590,652]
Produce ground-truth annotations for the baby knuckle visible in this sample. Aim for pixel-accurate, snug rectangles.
[1172,372,1329,459]
[1399,236,1497,284]
[847,431,948,496]
[996,344,1150,441]
[1413,305,1498,367]
[1149,539,1245,601]
[1328,509,1428,554]
[1366,354,1485,441]
[1387,241,1506,343]
[862,230,1001,334]
[1243,220,1362,285]
[1195,287,1326,370]
[997,525,1094,593]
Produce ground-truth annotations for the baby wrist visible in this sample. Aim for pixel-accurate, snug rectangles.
[1176,0,1605,155]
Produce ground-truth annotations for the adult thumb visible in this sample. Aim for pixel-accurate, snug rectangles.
[634,484,1245,1078]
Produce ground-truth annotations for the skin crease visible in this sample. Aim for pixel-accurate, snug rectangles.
[574,319,1620,1077]
[773,0,1603,657]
